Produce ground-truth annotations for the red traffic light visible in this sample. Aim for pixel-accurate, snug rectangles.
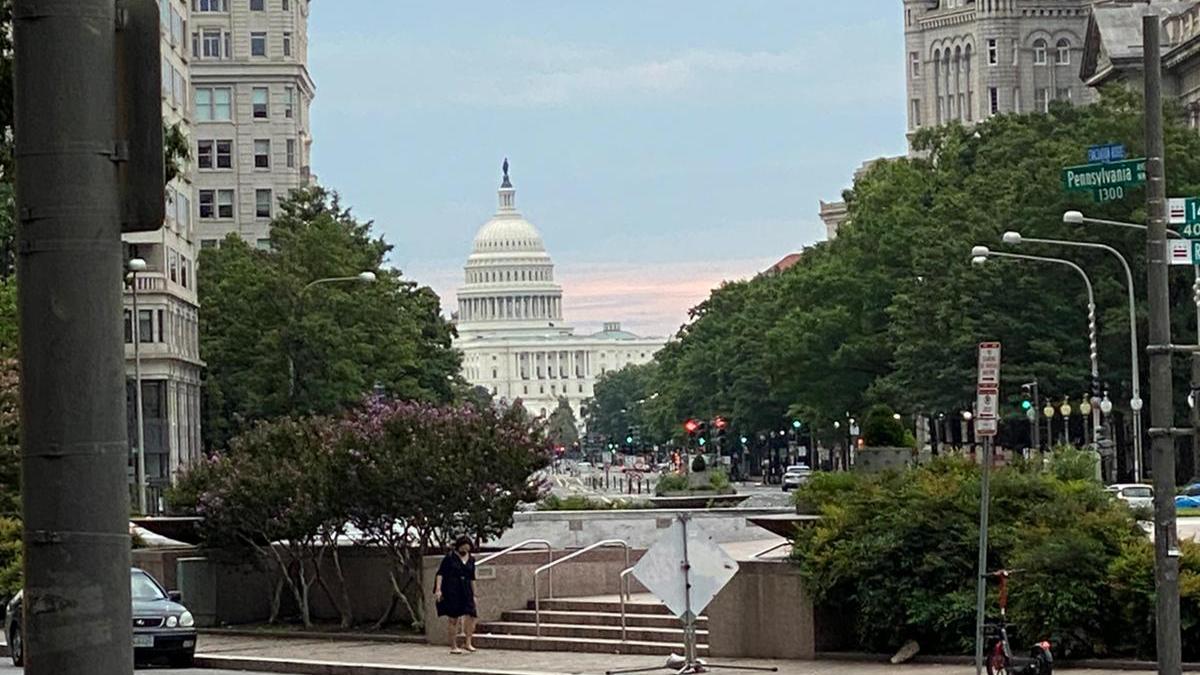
[714,416,728,429]
[684,418,700,434]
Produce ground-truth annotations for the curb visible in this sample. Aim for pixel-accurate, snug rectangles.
[201,627,427,644]
[195,653,563,675]
[815,651,1200,671]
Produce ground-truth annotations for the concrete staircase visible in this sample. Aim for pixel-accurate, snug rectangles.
[474,596,708,655]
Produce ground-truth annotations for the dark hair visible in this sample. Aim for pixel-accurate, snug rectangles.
[453,535,472,550]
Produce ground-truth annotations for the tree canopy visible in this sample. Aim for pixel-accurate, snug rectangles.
[199,186,462,450]
[593,90,1200,470]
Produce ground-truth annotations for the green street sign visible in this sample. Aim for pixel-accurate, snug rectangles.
[1061,158,1146,203]
[1168,197,1200,234]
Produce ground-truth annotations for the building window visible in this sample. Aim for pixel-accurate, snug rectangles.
[909,51,920,77]
[195,0,228,10]
[200,29,222,58]
[286,138,296,168]
[283,31,292,56]
[216,139,232,168]
[284,86,295,118]
[1056,87,1071,102]
[197,140,213,168]
[217,189,234,218]
[201,239,218,249]
[138,310,154,344]
[255,189,272,218]
[194,87,232,121]
[250,0,264,9]
[987,39,997,65]
[1056,38,1071,65]
[254,139,270,168]
[168,249,178,283]
[911,99,921,127]
[169,7,184,47]
[181,257,189,289]
[1035,87,1049,113]
[250,32,267,57]
[988,87,999,115]
[1033,39,1047,65]
[198,190,214,218]
[252,87,269,118]
[282,0,290,8]
[1013,87,1021,113]
[1011,39,1019,66]
[255,238,272,250]
[124,309,132,343]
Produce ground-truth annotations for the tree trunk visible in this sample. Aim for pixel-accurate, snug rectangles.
[329,542,354,628]
[268,575,285,624]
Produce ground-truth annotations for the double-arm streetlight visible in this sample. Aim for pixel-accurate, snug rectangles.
[1000,229,1142,480]
[288,271,378,401]
[971,246,1102,449]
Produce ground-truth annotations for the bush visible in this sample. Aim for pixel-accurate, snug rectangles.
[791,458,1145,657]
[537,495,649,511]
[656,473,689,494]
[1107,539,1200,661]
[691,455,707,472]
[862,404,906,447]
[1048,444,1100,482]
[0,517,19,605]
[709,468,730,491]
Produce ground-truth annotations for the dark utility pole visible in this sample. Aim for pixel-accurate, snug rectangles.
[1142,15,1183,675]
[14,2,133,673]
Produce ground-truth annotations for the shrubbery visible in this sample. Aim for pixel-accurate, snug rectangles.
[537,495,650,511]
[791,458,1200,660]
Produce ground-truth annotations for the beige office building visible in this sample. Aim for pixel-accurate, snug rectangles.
[190,0,316,249]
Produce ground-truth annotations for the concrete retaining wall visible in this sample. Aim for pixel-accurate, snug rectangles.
[706,560,815,659]
[495,507,791,549]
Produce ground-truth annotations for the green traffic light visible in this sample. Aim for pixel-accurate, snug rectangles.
[740,436,748,444]
[626,436,634,444]
[1021,400,1032,411]
[698,438,706,446]
[791,420,801,429]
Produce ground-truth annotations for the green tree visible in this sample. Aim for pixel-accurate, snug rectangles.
[585,363,659,441]
[861,404,905,447]
[199,186,461,450]
[546,397,580,447]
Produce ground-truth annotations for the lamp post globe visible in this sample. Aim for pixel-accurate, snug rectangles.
[1100,396,1114,415]
[127,257,147,273]
[357,271,377,283]
[972,245,991,258]
[1002,231,1022,245]
[1062,210,1085,225]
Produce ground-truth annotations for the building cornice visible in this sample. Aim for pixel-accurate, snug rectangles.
[191,61,315,95]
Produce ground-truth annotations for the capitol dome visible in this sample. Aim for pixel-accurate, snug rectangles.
[471,213,546,254]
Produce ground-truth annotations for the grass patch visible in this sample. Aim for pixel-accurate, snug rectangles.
[1181,507,1200,517]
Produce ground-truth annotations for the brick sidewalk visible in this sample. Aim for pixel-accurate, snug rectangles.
[193,634,1131,675]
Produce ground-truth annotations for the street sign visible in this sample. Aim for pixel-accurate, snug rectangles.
[976,342,1001,387]
[1087,143,1126,164]
[976,342,1001,438]
[976,386,999,419]
[632,518,738,619]
[1168,197,1200,233]
[1169,238,1200,266]
[1061,158,1146,203]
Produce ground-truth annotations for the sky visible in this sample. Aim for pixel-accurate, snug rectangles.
[307,1,908,336]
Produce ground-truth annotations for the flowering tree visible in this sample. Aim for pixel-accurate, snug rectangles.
[344,398,549,629]
[171,415,356,628]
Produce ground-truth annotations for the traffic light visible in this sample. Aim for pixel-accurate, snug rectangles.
[684,418,700,435]
[1021,383,1033,411]
[714,417,728,450]
[791,419,801,430]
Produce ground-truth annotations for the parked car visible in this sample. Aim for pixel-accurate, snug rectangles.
[5,567,197,667]
[781,464,812,491]
[1106,483,1155,511]
[1182,483,1200,497]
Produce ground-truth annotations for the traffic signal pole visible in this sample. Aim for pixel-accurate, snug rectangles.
[14,2,134,673]
[1142,15,1183,675]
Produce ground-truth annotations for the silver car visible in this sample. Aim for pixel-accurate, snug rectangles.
[781,464,812,491]
[1106,483,1155,511]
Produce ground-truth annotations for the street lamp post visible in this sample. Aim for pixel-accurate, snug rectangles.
[971,245,1101,448]
[289,271,377,402]
[1002,230,1134,472]
[126,257,148,515]
[1065,209,1198,482]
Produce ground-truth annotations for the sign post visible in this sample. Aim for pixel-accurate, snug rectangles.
[974,342,1000,675]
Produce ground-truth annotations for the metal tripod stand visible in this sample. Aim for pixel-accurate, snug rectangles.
[606,514,778,675]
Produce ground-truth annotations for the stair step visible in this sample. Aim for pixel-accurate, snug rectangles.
[500,609,707,629]
[530,598,677,615]
[471,633,708,656]
[480,621,708,644]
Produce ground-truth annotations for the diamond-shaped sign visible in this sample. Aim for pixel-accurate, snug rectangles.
[631,518,739,618]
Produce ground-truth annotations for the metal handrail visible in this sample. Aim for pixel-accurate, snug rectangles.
[752,541,791,559]
[533,539,629,637]
[618,566,635,642]
[476,539,555,598]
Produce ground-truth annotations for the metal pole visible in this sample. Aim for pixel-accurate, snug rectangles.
[131,271,147,514]
[1087,300,1102,451]
[13,1,134,673]
[1143,15,1183,675]
[1192,269,1200,481]
[680,514,697,665]
[973,436,992,675]
[1031,381,1041,452]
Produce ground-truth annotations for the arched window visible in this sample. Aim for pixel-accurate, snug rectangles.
[1055,38,1070,65]
[1033,38,1047,65]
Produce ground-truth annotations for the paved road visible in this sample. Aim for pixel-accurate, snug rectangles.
[0,668,265,675]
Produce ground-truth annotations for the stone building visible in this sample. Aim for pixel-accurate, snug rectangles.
[190,0,316,249]
[454,165,667,423]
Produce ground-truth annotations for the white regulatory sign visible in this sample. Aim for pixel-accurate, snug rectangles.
[976,418,998,436]
[976,386,999,420]
[977,342,1001,387]
[1169,239,1195,266]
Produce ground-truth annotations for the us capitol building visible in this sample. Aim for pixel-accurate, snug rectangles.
[453,162,666,422]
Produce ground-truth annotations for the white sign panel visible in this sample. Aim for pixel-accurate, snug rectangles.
[976,386,999,420]
[976,418,998,436]
[977,342,1001,387]
[632,519,739,619]
[1170,197,1188,225]
[1169,238,1194,266]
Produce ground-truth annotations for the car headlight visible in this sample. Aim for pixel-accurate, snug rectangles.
[179,611,194,628]
[166,615,178,628]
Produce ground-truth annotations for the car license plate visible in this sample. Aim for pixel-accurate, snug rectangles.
[133,634,154,648]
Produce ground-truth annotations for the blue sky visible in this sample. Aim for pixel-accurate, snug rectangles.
[307,1,908,335]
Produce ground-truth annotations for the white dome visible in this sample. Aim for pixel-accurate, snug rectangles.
[472,213,546,254]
